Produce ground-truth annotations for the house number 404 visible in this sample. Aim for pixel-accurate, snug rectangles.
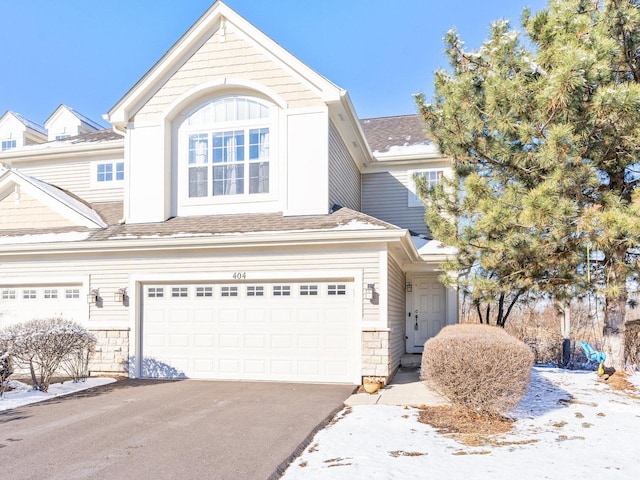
[232,272,247,279]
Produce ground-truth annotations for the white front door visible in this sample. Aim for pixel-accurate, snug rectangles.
[407,276,446,352]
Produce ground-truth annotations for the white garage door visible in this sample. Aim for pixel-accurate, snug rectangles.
[0,285,85,327]
[140,281,357,383]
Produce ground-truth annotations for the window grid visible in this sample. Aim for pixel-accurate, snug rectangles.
[273,285,291,296]
[1,139,16,151]
[171,287,189,298]
[300,285,318,296]
[246,286,264,297]
[2,289,16,300]
[410,170,444,207]
[221,286,238,297]
[148,287,164,298]
[196,286,213,297]
[97,161,125,183]
[44,289,59,299]
[328,284,347,296]
[23,289,37,300]
[65,288,80,299]
[186,97,270,199]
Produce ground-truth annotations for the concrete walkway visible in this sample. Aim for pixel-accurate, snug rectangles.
[345,366,449,407]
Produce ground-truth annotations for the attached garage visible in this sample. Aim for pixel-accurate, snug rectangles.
[0,284,86,327]
[139,280,359,383]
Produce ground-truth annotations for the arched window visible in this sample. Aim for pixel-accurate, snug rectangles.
[183,96,271,198]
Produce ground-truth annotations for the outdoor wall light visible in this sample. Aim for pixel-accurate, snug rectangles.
[364,283,375,300]
[87,289,100,304]
[113,288,128,303]
[405,282,412,293]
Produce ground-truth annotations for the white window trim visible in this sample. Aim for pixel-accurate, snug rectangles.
[408,168,445,208]
[1,139,17,151]
[91,160,125,189]
[177,96,278,211]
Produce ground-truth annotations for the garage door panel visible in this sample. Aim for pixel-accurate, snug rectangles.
[141,281,356,383]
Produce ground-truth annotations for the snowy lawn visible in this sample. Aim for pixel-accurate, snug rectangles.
[282,367,640,480]
[0,377,116,411]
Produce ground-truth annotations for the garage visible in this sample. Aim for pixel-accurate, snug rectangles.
[0,284,85,327]
[140,280,358,383]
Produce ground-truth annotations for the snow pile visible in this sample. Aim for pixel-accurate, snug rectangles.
[0,377,115,411]
[282,367,640,479]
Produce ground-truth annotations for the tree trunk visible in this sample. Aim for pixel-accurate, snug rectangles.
[603,293,626,370]
[602,250,627,370]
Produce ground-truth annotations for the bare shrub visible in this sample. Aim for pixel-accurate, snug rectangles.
[0,318,97,392]
[421,324,534,416]
[59,330,97,382]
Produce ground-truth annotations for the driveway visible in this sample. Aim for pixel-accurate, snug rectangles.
[0,379,354,480]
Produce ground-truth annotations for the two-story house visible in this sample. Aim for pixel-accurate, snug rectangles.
[0,1,457,385]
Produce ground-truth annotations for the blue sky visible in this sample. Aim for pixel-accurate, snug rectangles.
[0,0,548,127]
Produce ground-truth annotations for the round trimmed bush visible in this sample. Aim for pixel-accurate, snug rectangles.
[421,324,534,416]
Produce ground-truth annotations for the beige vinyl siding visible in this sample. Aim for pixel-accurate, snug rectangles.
[362,171,429,235]
[328,121,361,211]
[18,160,124,204]
[0,244,382,327]
[135,26,323,123]
[387,254,406,373]
[0,190,75,229]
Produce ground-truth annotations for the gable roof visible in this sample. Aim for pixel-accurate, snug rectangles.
[107,0,344,126]
[360,114,437,156]
[0,111,47,136]
[45,104,104,131]
[0,168,107,229]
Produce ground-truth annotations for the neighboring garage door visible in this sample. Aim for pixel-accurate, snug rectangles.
[0,284,85,327]
[140,281,357,383]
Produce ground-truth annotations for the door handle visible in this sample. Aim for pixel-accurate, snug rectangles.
[414,310,419,330]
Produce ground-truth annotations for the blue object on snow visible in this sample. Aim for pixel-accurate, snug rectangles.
[578,341,606,364]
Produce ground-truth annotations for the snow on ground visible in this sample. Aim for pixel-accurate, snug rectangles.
[282,367,640,480]
[0,377,116,411]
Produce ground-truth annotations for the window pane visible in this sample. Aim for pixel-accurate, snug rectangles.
[189,166,208,197]
[97,163,113,182]
[249,128,269,160]
[189,134,209,165]
[213,131,244,163]
[116,162,125,181]
[249,162,269,194]
[213,165,244,195]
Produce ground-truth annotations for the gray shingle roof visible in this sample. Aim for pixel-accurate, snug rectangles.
[360,114,434,154]
[1,202,401,245]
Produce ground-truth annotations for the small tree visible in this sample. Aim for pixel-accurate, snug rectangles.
[0,318,97,392]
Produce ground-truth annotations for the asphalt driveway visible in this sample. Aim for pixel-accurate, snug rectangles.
[0,379,354,480]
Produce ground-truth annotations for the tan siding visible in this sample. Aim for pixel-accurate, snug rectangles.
[328,121,361,211]
[18,160,124,204]
[135,27,324,123]
[387,254,406,373]
[0,244,382,327]
[362,171,429,235]
[0,190,75,229]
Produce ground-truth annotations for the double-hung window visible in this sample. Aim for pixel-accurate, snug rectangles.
[408,169,444,207]
[186,96,271,199]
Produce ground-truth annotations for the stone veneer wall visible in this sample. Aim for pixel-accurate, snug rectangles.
[89,328,129,375]
[361,329,392,382]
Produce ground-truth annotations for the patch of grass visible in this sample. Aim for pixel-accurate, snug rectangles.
[388,450,428,458]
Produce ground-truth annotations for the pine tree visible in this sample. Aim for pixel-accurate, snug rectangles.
[417,0,640,369]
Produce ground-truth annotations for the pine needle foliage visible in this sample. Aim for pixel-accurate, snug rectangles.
[417,0,640,367]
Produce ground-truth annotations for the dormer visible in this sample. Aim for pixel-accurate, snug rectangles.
[44,105,102,141]
[0,111,47,151]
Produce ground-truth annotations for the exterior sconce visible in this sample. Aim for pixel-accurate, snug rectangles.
[364,283,375,300]
[87,289,100,304]
[114,288,128,303]
[405,282,412,292]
